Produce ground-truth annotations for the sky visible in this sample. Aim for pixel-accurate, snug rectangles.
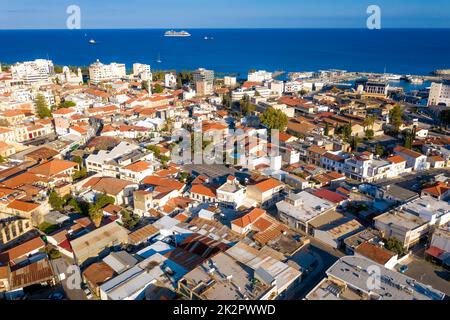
[1,0,450,29]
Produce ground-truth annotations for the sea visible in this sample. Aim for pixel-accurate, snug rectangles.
[1,28,449,81]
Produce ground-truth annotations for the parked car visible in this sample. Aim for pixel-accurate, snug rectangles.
[48,292,64,300]
[398,265,408,273]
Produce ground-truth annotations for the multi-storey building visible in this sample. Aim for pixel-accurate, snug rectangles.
[11,59,54,85]
[427,81,450,106]
[89,60,126,83]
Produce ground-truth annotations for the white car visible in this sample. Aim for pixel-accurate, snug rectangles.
[83,287,93,299]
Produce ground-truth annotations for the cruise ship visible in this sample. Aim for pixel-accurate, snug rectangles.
[164,30,191,37]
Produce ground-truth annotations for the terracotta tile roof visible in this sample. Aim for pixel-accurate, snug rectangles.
[387,155,406,164]
[355,242,395,265]
[52,107,76,115]
[425,246,445,259]
[103,204,122,215]
[308,145,328,155]
[83,177,136,196]
[123,161,152,172]
[325,171,346,180]
[202,121,228,132]
[242,81,262,89]
[154,167,179,177]
[312,189,347,204]
[190,184,217,198]
[252,178,283,193]
[141,176,185,191]
[174,213,189,222]
[0,237,45,263]
[24,147,59,161]
[232,208,266,228]
[1,172,41,189]
[28,159,78,177]
[6,200,40,212]
[394,146,423,159]
[422,182,450,197]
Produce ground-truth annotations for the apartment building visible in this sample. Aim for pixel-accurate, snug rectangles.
[11,59,54,85]
[427,81,450,106]
[89,60,126,84]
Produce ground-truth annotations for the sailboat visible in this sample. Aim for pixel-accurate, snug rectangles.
[156,53,162,63]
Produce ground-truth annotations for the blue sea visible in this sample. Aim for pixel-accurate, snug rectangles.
[0,29,449,78]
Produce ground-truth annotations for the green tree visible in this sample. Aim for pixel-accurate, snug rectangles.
[153,83,164,93]
[95,193,115,209]
[385,237,406,256]
[35,94,52,119]
[349,136,360,151]
[178,172,190,182]
[72,167,87,181]
[72,156,83,167]
[121,209,139,230]
[364,129,374,140]
[147,145,161,157]
[403,128,416,149]
[141,80,149,92]
[341,123,353,142]
[88,205,103,228]
[324,123,330,136]
[222,94,233,111]
[389,105,404,132]
[239,95,255,116]
[375,143,385,157]
[298,89,308,97]
[259,107,288,132]
[362,114,377,130]
[49,191,65,211]
[58,100,76,109]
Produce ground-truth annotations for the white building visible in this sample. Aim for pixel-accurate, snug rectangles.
[164,73,177,88]
[89,60,126,84]
[86,141,142,176]
[11,59,54,84]
[344,153,392,182]
[57,66,83,85]
[133,63,152,81]
[269,80,284,97]
[374,196,450,248]
[277,191,335,233]
[224,76,237,87]
[248,70,272,82]
[394,146,429,171]
[428,82,450,106]
[216,176,246,209]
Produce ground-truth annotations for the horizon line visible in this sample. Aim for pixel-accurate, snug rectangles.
[1,27,450,31]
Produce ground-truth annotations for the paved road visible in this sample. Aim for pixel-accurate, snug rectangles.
[290,238,343,299]
[373,168,449,188]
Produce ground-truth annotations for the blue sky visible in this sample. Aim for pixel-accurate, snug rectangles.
[1,0,450,29]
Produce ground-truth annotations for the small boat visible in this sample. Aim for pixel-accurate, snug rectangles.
[88,39,97,44]
[156,53,162,63]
